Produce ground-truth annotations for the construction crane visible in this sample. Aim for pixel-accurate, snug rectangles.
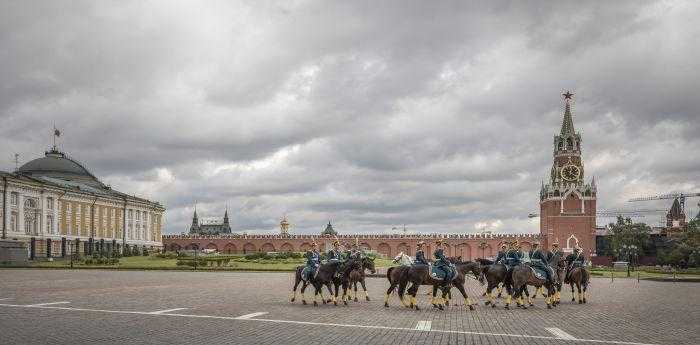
[629,192,700,220]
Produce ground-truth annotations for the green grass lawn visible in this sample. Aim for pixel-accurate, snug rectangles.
[589,268,700,279]
[9,255,398,271]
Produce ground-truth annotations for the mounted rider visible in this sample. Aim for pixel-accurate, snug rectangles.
[547,240,563,262]
[303,241,321,281]
[348,239,362,261]
[327,237,343,263]
[504,240,524,282]
[529,241,554,284]
[432,239,455,281]
[565,245,586,283]
[414,241,429,265]
[494,243,508,264]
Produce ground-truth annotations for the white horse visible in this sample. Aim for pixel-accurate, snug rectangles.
[393,252,413,266]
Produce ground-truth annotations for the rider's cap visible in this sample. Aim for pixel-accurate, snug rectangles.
[416,241,425,246]
[311,241,318,246]
[501,243,507,248]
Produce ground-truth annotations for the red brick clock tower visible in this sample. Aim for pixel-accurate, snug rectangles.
[540,92,597,254]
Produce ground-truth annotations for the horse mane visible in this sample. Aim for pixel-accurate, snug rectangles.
[476,258,494,265]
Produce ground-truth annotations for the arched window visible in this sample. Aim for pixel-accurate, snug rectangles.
[566,138,573,150]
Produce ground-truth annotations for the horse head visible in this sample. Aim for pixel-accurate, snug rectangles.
[363,257,376,274]
[393,252,404,263]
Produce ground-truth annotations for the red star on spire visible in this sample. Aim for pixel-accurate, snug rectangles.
[563,91,574,100]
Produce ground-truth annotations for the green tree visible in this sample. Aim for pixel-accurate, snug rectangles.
[608,216,651,261]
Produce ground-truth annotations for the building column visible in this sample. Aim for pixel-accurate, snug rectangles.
[18,194,25,236]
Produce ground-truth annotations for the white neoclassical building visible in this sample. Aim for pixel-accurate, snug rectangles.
[0,148,164,258]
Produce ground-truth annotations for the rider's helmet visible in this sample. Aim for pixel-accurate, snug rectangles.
[435,239,446,247]
[574,245,581,253]
[551,241,559,249]
[501,243,507,250]
[532,241,540,248]
[512,240,520,249]
[416,240,425,248]
[311,241,318,248]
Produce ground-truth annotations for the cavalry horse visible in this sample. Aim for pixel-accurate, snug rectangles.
[396,261,481,310]
[340,256,376,304]
[567,264,590,304]
[384,252,412,307]
[290,260,343,306]
[509,252,562,309]
[477,258,511,307]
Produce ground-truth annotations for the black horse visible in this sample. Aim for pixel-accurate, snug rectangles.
[290,260,343,306]
[397,261,480,310]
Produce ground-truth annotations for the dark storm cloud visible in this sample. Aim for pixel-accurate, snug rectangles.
[1,0,698,234]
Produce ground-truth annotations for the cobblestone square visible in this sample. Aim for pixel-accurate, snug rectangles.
[0,269,697,345]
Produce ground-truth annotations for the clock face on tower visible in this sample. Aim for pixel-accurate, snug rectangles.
[560,164,581,181]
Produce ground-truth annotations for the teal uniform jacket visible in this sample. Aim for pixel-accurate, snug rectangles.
[530,249,548,266]
[414,249,429,265]
[305,250,320,268]
[505,249,523,266]
[495,250,507,264]
[566,252,585,268]
[433,248,449,267]
[327,248,342,262]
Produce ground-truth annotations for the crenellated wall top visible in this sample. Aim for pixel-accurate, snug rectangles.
[162,233,543,240]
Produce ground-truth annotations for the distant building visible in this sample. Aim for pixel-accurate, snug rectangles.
[665,198,687,232]
[189,207,231,235]
[1,148,165,259]
[321,221,337,236]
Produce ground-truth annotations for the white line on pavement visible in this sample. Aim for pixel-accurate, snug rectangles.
[0,298,10,301]
[546,327,578,340]
[414,320,432,331]
[0,303,657,345]
[149,308,188,315]
[25,302,70,307]
[235,312,268,320]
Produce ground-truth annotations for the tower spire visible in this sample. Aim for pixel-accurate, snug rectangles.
[560,91,575,135]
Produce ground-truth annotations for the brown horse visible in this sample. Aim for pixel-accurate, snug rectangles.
[384,266,410,307]
[510,253,561,309]
[397,261,480,310]
[342,257,376,304]
[567,266,589,304]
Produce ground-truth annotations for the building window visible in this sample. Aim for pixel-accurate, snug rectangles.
[10,192,18,206]
[10,212,18,232]
[46,216,54,234]
[46,197,54,210]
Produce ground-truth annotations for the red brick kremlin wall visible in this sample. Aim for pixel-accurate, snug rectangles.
[162,233,543,260]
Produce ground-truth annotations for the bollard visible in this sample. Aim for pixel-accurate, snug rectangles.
[611,270,614,282]
[637,271,640,283]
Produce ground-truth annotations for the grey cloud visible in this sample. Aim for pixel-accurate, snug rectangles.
[1,0,699,234]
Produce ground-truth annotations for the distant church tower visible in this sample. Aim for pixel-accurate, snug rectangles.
[190,203,200,233]
[540,92,597,254]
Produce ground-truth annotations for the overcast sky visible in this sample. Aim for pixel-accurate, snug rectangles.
[1,1,698,235]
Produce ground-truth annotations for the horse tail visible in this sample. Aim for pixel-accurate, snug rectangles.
[387,267,395,284]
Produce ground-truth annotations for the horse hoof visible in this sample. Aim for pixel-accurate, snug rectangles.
[366,296,371,302]
[497,293,502,298]
[290,298,295,303]
[445,301,450,306]
[343,301,348,306]
[334,301,338,306]
[432,304,439,309]
[522,306,528,310]
[302,300,307,305]
[491,304,496,308]
[313,301,318,306]
[583,298,587,304]
[484,301,491,306]
[578,300,583,304]
[468,305,475,311]
[438,305,444,311]
[414,305,420,311]
[354,297,358,302]
[547,304,552,309]
[571,298,575,302]
[384,302,389,308]
[322,300,327,305]
[504,305,509,310]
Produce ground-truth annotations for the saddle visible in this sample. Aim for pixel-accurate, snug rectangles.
[529,265,548,281]
[301,266,317,281]
[430,263,456,282]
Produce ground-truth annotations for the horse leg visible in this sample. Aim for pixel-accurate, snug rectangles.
[455,283,474,310]
[504,285,513,309]
[577,282,583,304]
[408,283,420,310]
[398,280,410,308]
[326,283,335,305]
[361,279,370,301]
[570,283,575,302]
[582,281,588,304]
[385,282,395,307]
[353,282,358,302]
[431,285,439,309]
[300,281,308,305]
[291,273,300,302]
[497,282,503,298]
[526,286,534,306]
[313,284,319,306]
